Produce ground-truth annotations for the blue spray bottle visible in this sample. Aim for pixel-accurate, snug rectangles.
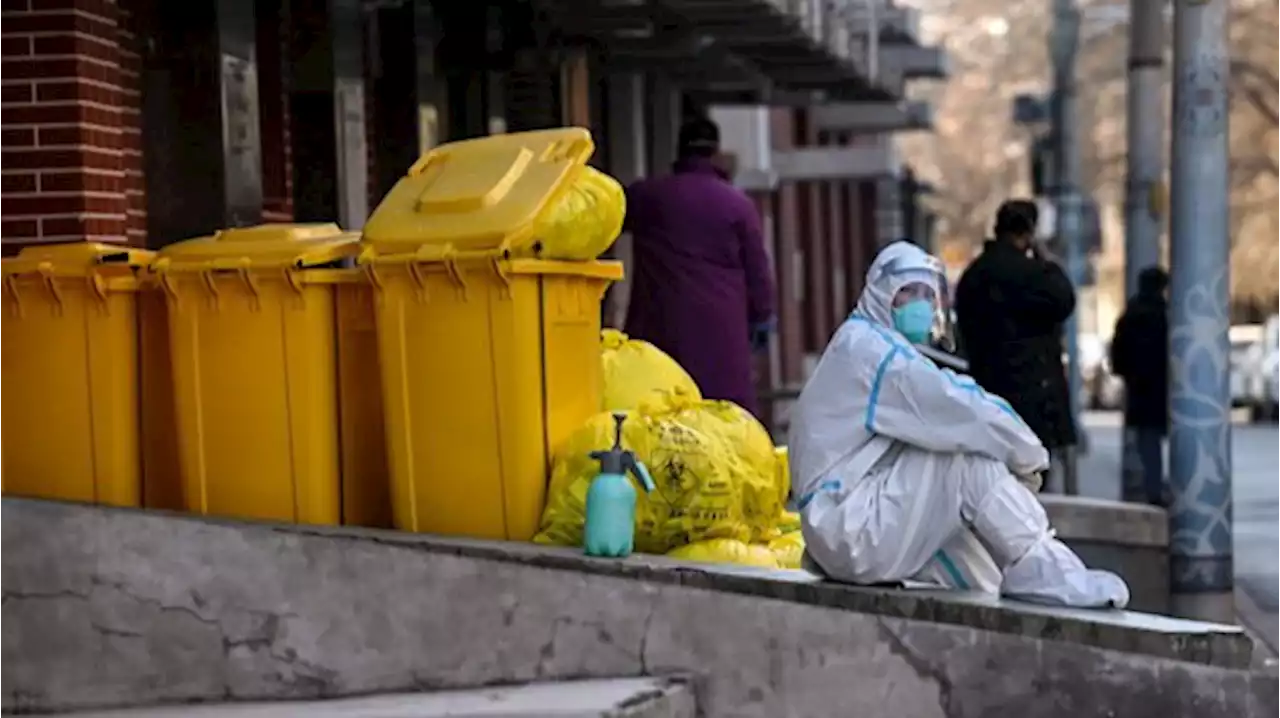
[583,413,655,558]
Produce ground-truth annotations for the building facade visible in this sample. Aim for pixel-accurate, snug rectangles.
[1,0,948,430]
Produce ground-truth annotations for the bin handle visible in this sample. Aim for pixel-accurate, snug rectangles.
[39,262,64,316]
[3,275,22,318]
[284,268,303,295]
[206,256,254,272]
[363,262,383,292]
[158,271,180,306]
[443,251,468,299]
[86,272,108,313]
[411,243,454,264]
[490,255,512,299]
[3,261,65,316]
[409,244,503,266]
[241,268,262,311]
[406,261,430,303]
[201,270,221,308]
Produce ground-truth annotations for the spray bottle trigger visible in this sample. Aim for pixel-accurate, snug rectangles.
[627,457,656,493]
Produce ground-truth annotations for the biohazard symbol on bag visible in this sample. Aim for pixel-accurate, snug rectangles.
[672,398,782,542]
[535,400,776,553]
[600,329,702,413]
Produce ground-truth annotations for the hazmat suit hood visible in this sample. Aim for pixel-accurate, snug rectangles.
[853,240,953,346]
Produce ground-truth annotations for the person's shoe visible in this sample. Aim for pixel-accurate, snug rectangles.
[1000,537,1130,609]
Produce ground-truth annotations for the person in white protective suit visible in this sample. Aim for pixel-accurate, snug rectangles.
[788,240,1129,608]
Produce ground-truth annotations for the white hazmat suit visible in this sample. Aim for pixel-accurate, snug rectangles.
[789,242,1129,608]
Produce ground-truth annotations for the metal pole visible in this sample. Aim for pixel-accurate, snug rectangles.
[1120,0,1168,503]
[1168,0,1232,622]
[1051,0,1083,495]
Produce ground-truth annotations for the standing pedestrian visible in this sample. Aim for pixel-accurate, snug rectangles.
[954,200,1079,471]
[1110,266,1170,506]
[623,116,777,417]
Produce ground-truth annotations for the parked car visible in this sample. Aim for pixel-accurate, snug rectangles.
[1230,324,1265,407]
[1090,339,1125,411]
[1075,334,1124,411]
[1262,350,1279,421]
[1244,315,1279,422]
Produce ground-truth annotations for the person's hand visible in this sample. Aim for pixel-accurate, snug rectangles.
[750,318,776,352]
[1012,445,1051,483]
[1017,470,1046,494]
[1029,240,1062,265]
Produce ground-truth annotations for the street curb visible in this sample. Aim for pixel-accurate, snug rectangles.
[1236,586,1278,668]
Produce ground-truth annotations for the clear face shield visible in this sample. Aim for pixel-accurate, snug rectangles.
[882,257,957,352]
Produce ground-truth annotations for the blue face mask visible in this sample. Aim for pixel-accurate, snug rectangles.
[892,299,934,344]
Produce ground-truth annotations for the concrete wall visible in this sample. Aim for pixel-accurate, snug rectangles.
[1041,495,1171,615]
[3,499,1274,718]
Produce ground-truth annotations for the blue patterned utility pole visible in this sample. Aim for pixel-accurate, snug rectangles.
[1168,0,1233,622]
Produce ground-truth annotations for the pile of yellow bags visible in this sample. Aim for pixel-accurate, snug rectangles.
[534,331,805,569]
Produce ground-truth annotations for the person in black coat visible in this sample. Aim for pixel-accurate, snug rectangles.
[1109,266,1170,505]
[954,199,1078,454]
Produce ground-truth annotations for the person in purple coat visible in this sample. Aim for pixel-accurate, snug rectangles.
[623,116,778,417]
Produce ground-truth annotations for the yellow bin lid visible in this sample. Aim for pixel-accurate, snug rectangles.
[362,127,595,256]
[154,223,360,273]
[2,242,154,278]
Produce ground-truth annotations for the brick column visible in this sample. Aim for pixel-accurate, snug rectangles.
[257,0,293,223]
[825,157,847,321]
[798,114,831,354]
[769,108,804,386]
[117,1,143,244]
[2,0,133,251]
[874,175,904,246]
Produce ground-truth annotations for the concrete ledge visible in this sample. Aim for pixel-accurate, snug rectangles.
[34,678,698,718]
[1040,495,1169,548]
[1040,495,1171,614]
[3,499,1272,717]
[289,516,1237,668]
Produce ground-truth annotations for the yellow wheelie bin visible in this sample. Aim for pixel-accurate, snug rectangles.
[152,223,387,526]
[1,242,154,505]
[361,127,624,541]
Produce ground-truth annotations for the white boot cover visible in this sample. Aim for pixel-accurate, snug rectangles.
[972,478,1130,609]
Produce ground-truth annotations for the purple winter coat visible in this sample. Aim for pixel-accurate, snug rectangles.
[623,157,777,418]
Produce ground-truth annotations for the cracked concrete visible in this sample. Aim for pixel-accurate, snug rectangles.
[3,499,1276,717]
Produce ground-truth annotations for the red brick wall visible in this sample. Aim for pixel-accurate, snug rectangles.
[1,0,140,250]
[117,0,143,244]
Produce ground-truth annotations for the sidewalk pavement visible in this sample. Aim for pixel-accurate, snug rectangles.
[1075,412,1274,665]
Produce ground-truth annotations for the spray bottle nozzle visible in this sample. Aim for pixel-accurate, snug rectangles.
[589,412,655,493]
[611,412,627,451]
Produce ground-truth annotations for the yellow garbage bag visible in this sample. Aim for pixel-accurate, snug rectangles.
[667,539,780,569]
[670,398,780,541]
[775,445,791,503]
[534,166,626,261]
[601,329,702,412]
[534,404,756,553]
[768,530,806,569]
[775,510,801,535]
